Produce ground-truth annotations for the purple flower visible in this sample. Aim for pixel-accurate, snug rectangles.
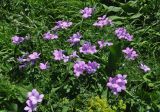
[107,74,127,95]
[24,89,44,112]
[122,47,138,60]
[17,53,30,69]
[17,57,25,63]
[106,41,113,46]
[68,32,82,45]
[93,15,112,27]
[80,7,93,18]
[69,51,79,58]
[140,63,150,72]
[73,61,100,77]
[27,89,44,104]
[39,62,48,70]
[63,55,70,63]
[53,50,64,61]
[53,50,71,62]
[12,36,24,44]
[43,32,58,40]
[79,42,97,54]
[24,100,37,112]
[98,40,113,48]
[17,57,28,63]
[86,61,100,74]
[19,63,27,69]
[54,20,72,29]
[28,52,40,61]
[73,61,87,77]
[115,27,133,41]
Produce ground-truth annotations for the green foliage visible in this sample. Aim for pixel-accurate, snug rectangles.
[106,42,122,75]
[0,0,160,112]
[0,78,31,111]
[87,96,115,112]
[112,100,126,112]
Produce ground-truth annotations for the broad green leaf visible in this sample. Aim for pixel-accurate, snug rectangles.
[106,43,122,75]
[0,110,8,112]
[62,106,69,112]
[8,103,18,112]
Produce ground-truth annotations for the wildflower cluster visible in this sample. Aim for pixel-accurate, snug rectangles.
[68,32,82,45]
[98,40,113,48]
[122,47,138,60]
[93,15,112,27]
[43,32,58,40]
[80,7,93,18]
[73,61,100,77]
[115,27,133,41]
[54,20,72,29]
[107,74,127,95]
[11,6,152,110]
[79,42,97,54]
[24,89,44,112]
[17,52,40,69]
[53,50,78,63]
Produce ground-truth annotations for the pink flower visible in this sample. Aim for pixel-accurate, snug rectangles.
[39,62,48,70]
[140,63,150,72]
[53,50,64,61]
[28,52,40,60]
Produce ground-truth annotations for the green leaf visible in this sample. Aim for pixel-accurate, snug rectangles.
[113,21,124,25]
[16,86,30,103]
[101,89,107,98]
[109,16,125,20]
[106,43,122,75]
[0,110,8,112]
[105,6,123,12]
[120,1,138,13]
[50,87,60,95]
[8,103,18,111]
[143,73,152,82]
[62,106,69,112]
[130,13,142,19]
